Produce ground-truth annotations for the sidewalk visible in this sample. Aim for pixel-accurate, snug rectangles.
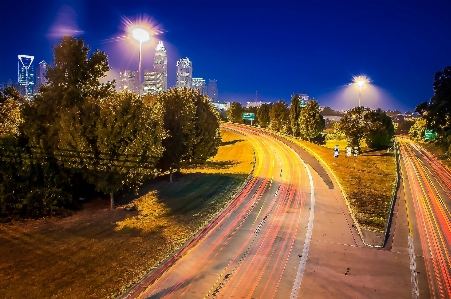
[297,161,412,298]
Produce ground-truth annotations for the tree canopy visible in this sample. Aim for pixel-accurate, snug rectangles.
[364,109,395,148]
[257,104,271,128]
[415,66,451,135]
[269,100,289,133]
[227,102,244,123]
[408,118,427,141]
[0,87,23,137]
[157,87,221,177]
[289,94,302,137]
[299,99,324,141]
[339,106,370,150]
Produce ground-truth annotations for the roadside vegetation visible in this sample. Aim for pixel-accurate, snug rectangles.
[294,138,396,231]
[0,129,253,299]
[230,93,397,232]
[0,36,221,218]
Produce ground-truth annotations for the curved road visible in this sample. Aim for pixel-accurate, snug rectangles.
[125,125,415,299]
[136,124,313,298]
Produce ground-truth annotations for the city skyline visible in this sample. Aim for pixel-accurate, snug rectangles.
[1,0,451,111]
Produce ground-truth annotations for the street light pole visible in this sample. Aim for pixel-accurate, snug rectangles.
[353,75,368,107]
[131,27,150,98]
[138,40,142,97]
[358,84,362,107]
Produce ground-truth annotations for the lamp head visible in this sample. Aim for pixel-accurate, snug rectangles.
[131,27,150,43]
[356,80,365,88]
[353,75,369,88]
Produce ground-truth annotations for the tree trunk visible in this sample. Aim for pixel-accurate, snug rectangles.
[110,192,114,210]
[169,170,173,183]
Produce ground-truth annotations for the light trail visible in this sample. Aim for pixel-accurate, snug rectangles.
[399,139,451,298]
[133,124,312,299]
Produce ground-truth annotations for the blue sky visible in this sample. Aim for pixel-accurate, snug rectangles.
[1,0,451,111]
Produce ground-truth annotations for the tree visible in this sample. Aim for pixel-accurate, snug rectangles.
[157,88,220,181]
[289,94,302,137]
[187,91,222,163]
[23,36,115,151]
[299,99,324,141]
[257,103,271,128]
[364,109,395,148]
[415,66,451,135]
[56,91,166,209]
[227,102,243,123]
[326,122,346,141]
[409,118,427,141]
[0,87,23,137]
[96,92,166,208]
[157,88,196,181]
[339,106,370,150]
[269,100,289,132]
[20,36,126,211]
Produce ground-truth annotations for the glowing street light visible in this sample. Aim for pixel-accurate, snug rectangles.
[131,27,150,97]
[353,75,369,107]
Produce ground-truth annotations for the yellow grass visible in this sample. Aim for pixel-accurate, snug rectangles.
[182,129,254,175]
[0,129,254,299]
[291,137,397,231]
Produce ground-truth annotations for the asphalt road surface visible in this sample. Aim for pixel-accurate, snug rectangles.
[399,138,451,299]
[125,126,421,298]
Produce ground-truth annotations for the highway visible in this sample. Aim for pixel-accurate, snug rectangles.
[399,138,451,299]
[134,124,313,298]
[123,126,414,299]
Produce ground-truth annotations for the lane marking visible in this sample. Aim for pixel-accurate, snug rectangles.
[408,235,420,299]
[290,161,315,299]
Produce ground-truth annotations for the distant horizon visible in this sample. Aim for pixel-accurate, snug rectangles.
[2,1,450,113]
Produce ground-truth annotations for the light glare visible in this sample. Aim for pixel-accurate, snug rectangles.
[131,27,150,43]
[353,75,370,88]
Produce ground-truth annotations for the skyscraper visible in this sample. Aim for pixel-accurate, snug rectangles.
[207,79,218,102]
[176,58,192,88]
[143,41,168,95]
[18,55,35,98]
[35,60,48,93]
[118,70,139,93]
[192,78,206,95]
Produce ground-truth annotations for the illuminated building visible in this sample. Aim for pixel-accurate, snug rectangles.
[118,70,139,93]
[35,60,48,93]
[207,79,218,102]
[176,57,192,88]
[18,55,35,98]
[143,41,168,95]
[192,78,206,95]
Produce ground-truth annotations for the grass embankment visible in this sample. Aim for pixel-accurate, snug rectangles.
[0,129,254,299]
[292,138,397,232]
[422,141,451,170]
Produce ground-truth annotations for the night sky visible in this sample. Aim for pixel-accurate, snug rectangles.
[1,0,451,111]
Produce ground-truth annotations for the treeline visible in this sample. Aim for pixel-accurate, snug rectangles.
[227,96,325,142]
[412,66,451,157]
[226,96,395,151]
[0,36,221,217]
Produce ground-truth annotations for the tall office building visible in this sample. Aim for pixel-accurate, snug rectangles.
[143,41,168,95]
[176,57,192,88]
[192,78,206,95]
[18,55,35,98]
[35,60,48,93]
[118,70,139,93]
[207,79,218,102]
